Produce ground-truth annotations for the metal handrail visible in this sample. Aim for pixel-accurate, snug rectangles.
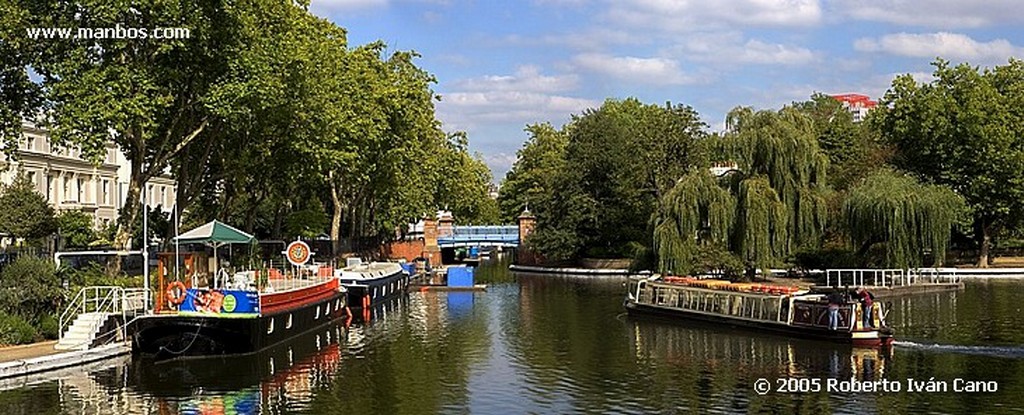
[825,268,961,287]
[59,286,152,342]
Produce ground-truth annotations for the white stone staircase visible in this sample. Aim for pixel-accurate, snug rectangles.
[55,312,111,351]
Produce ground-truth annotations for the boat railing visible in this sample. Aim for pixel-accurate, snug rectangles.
[825,268,961,287]
[59,286,152,342]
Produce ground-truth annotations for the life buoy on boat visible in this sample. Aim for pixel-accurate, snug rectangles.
[166,281,187,306]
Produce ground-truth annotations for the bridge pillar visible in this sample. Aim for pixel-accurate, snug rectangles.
[438,210,455,238]
[517,209,537,264]
[423,214,442,266]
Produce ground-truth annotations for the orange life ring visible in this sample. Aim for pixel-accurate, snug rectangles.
[166,281,187,306]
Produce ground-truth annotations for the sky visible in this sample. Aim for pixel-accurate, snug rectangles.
[308,0,1024,182]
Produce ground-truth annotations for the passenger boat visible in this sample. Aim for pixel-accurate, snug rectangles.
[624,276,895,347]
[132,239,349,359]
[335,260,410,312]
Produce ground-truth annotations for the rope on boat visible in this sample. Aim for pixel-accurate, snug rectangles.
[157,319,206,356]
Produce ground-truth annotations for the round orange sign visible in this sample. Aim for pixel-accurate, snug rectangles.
[286,240,311,266]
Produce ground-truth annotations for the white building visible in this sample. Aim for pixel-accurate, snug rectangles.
[0,120,176,230]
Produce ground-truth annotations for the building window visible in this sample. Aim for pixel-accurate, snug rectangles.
[77,178,85,202]
[161,186,167,207]
[102,180,110,205]
[25,136,34,151]
[27,171,36,189]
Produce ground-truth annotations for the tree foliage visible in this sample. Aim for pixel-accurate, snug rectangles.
[516,98,708,261]
[498,123,568,223]
[872,58,1024,267]
[0,171,55,242]
[56,210,96,248]
[843,170,965,267]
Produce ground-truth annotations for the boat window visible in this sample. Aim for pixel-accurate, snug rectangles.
[286,314,293,329]
[267,318,274,334]
[326,302,331,315]
[315,306,320,320]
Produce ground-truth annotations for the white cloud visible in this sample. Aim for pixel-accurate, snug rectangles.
[607,0,822,31]
[833,0,1023,28]
[438,91,597,124]
[436,67,598,132]
[855,32,1024,63]
[452,66,579,93]
[481,152,520,180]
[571,53,696,85]
[679,34,817,66]
[735,40,817,65]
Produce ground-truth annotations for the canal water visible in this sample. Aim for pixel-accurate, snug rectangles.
[4,254,1024,414]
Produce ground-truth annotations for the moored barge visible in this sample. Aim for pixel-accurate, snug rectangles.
[335,261,409,312]
[132,273,348,359]
[625,276,894,347]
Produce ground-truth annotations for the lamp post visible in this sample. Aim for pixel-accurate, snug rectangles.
[142,183,150,313]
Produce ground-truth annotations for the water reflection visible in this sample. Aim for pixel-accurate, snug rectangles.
[9,265,1024,414]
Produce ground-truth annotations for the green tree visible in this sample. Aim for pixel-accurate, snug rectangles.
[528,98,708,262]
[55,210,96,248]
[8,0,253,252]
[655,106,829,275]
[498,123,568,223]
[872,59,1024,267]
[0,172,55,243]
[792,93,888,190]
[843,170,965,267]
[433,132,500,225]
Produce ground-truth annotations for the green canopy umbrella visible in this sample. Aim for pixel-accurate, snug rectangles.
[172,220,255,287]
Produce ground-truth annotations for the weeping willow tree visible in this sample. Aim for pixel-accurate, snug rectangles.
[655,106,830,276]
[844,170,965,267]
[654,171,734,273]
[733,176,788,273]
[721,107,830,252]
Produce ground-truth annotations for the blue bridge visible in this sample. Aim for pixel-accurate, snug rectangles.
[437,225,519,248]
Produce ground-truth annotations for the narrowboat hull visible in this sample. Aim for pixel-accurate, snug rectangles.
[338,264,410,312]
[625,298,894,347]
[131,288,347,359]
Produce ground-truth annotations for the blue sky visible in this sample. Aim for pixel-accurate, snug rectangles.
[309,0,1024,182]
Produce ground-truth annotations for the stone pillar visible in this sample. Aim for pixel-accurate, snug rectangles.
[422,214,441,266]
[437,210,455,238]
[516,209,537,264]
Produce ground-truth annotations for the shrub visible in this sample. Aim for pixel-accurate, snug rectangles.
[0,312,39,346]
[791,247,859,271]
[0,255,63,320]
[37,314,60,340]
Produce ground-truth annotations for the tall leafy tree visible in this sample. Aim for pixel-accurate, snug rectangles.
[844,170,965,267]
[655,106,829,274]
[11,0,245,250]
[529,98,707,261]
[498,123,568,223]
[873,59,1024,267]
[0,172,55,243]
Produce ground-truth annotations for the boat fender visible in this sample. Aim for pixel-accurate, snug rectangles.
[166,281,187,306]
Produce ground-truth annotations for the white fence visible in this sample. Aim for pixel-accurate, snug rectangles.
[825,268,961,287]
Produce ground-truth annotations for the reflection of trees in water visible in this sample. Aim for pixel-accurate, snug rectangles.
[886,281,1024,345]
[308,290,491,414]
[507,273,652,414]
[629,318,889,413]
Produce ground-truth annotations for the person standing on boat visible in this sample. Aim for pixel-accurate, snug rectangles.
[827,290,843,330]
[858,288,874,328]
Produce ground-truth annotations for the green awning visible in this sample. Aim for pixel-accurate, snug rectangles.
[172,220,254,247]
